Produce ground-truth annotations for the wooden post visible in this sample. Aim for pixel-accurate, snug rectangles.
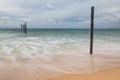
[23,24,25,33]
[21,24,23,33]
[90,6,94,54]
[24,22,27,36]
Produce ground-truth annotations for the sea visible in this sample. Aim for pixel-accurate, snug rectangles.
[0,29,120,60]
[0,29,120,77]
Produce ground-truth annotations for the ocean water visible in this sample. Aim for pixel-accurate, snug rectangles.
[0,29,120,77]
[0,29,120,60]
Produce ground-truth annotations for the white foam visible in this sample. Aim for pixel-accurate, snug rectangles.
[0,35,119,61]
[0,35,120,77]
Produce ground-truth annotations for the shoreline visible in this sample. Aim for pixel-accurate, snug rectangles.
[48,67,120,80]
[0,53,120,80]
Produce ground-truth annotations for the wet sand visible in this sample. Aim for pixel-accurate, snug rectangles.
[48,67,120,80]
[0,53,120,80]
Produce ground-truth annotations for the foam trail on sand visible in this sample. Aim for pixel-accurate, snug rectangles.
[0,29,120,80]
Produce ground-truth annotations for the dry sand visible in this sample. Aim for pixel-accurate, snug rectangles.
[48,67,120,80]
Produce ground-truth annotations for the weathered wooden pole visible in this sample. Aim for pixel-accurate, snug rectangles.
[21,24,23,33]
[24,22,27,36]
[90,6,94,54]
[23,24,25,33]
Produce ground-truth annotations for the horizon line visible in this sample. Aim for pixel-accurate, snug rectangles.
[0,28,120,30]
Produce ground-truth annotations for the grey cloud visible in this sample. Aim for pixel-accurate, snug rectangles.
[0,0,120,28]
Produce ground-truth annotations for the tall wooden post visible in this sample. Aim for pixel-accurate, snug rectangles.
[24,22,27,36]
[23,24,25,33]
[90,6,94,54]
[21,24,23,33]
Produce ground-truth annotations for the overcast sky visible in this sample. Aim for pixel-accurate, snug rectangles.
[0,0,120,28]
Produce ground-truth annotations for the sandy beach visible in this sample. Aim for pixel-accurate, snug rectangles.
[0,52,120,80]
[0,0,120,79]
[48,67,120,80]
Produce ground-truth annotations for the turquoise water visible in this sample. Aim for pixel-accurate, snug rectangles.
[0,29,120,75]
[0,29,120,59]
[0,29,120,40]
